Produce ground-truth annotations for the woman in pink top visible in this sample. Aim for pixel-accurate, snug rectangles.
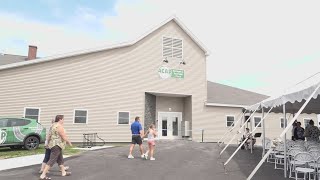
[144,124,157,160]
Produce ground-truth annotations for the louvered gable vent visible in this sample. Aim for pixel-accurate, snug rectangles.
[163,37,183,59]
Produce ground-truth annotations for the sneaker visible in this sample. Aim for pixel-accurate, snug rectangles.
[144,153,148,160]
[150,157,155,161]
[141,154,145,158]
[128,155,134,159]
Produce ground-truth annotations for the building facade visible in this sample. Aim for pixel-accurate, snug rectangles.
[0,16,317,143]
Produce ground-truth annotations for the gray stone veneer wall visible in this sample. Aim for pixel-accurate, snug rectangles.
[144,93,156,130]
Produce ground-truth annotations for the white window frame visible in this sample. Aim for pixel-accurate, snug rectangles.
[73,109,88,124]
[117,111,130,125]
[280,117,287,129]
[162,36,183,59]
[254,116,262,128]
[226,115,235,127]
[24,107,41,122]
[304,118,312,128]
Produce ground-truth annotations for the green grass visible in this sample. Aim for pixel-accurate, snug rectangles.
[0,145,83,159]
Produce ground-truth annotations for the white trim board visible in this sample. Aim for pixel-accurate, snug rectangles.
[205,102,247,108]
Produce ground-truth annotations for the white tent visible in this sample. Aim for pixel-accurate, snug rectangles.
[247,72,320,179]
[249,72,320,114]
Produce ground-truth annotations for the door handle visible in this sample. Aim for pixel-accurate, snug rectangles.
[23,127,29,129]
[1,129,6,130]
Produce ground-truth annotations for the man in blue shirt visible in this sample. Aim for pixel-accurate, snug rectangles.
[128,116,145,159]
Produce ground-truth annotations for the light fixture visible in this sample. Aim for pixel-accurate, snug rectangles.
[163,57,168,63]
[179,60,186,65]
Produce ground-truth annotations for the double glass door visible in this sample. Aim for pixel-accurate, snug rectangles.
[158,112,182,139]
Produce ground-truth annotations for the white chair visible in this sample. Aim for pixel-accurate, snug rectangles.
[315,156,320,180]
[288,149,306,178]
[294,144,307,149]
[266,142,276,163]
[308,151,320,175]
[305,142,318,149]
[294,152,316,180]
[309,147,320,152]
[274,144,285,169]
[287,140,297,148]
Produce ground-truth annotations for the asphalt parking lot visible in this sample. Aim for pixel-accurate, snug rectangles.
[0,140,287,180]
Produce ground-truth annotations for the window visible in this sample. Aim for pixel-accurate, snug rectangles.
[280,118,287,128]
[8,118,30,127]
[74,110,88,124]
[24,108,40,122]
[162,37,183,58]
[304,118,312,128]
[254,117,262,127]
[226,116,235,127]
[0,118,8,128]
[118,112,130,125]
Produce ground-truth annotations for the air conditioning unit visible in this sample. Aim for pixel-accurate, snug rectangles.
[183,121,190,137]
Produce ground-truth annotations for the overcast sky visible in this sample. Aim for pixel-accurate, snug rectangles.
[1,0,320,96]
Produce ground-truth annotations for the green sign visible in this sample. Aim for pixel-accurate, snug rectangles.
[171,69,184,78]
[158,66,184,79]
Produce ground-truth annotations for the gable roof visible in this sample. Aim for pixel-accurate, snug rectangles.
[0,54,26,66]
[206,81,269,108]
[0,15,210,72]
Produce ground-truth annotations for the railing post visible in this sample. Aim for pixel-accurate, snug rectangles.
[201,129,204,143]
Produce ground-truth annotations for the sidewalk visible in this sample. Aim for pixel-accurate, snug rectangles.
[0,146,113,171]
[0,154,45,171]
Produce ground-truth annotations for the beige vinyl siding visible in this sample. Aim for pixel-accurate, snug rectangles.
[201,106,318,144]
[156,96,184,113]
[0,20,207,142]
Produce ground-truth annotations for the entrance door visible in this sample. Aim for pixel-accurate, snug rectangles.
[158,112,182,139]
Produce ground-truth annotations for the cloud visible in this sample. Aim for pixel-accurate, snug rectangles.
[1,0,320,97]
[0,12,107,56]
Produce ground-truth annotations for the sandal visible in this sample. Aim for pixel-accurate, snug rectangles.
[62,171,72,176]
[39,176,51,180]
[59,166,69,172]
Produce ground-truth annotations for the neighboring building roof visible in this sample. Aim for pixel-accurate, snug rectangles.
[0,15,210,72]
[0,54,26,66]
[206,81,269,108]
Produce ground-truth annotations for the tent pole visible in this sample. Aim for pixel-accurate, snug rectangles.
[247,83,320,180]
[224,106,273,166]
[283,103,287,178]
[218,110,246,146]
[262,107,266,158]
[218,104,255,146]
[219,106,259,156]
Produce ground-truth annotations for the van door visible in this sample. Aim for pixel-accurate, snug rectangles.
[8,118,28,143]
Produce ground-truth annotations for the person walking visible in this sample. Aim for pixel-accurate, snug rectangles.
[39,119,69,174]
[143,124,157,160]
[39,115,72,180]
[128,116,145,159]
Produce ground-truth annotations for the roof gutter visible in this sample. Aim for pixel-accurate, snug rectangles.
[205,102,248,108]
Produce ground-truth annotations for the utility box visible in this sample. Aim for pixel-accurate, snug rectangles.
[183,121,190,137]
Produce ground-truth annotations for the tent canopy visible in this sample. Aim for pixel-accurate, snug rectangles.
[247,73,320,114]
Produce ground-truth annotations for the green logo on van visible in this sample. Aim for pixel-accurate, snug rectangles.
[158,66,184,79]
[0,130,7,144]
